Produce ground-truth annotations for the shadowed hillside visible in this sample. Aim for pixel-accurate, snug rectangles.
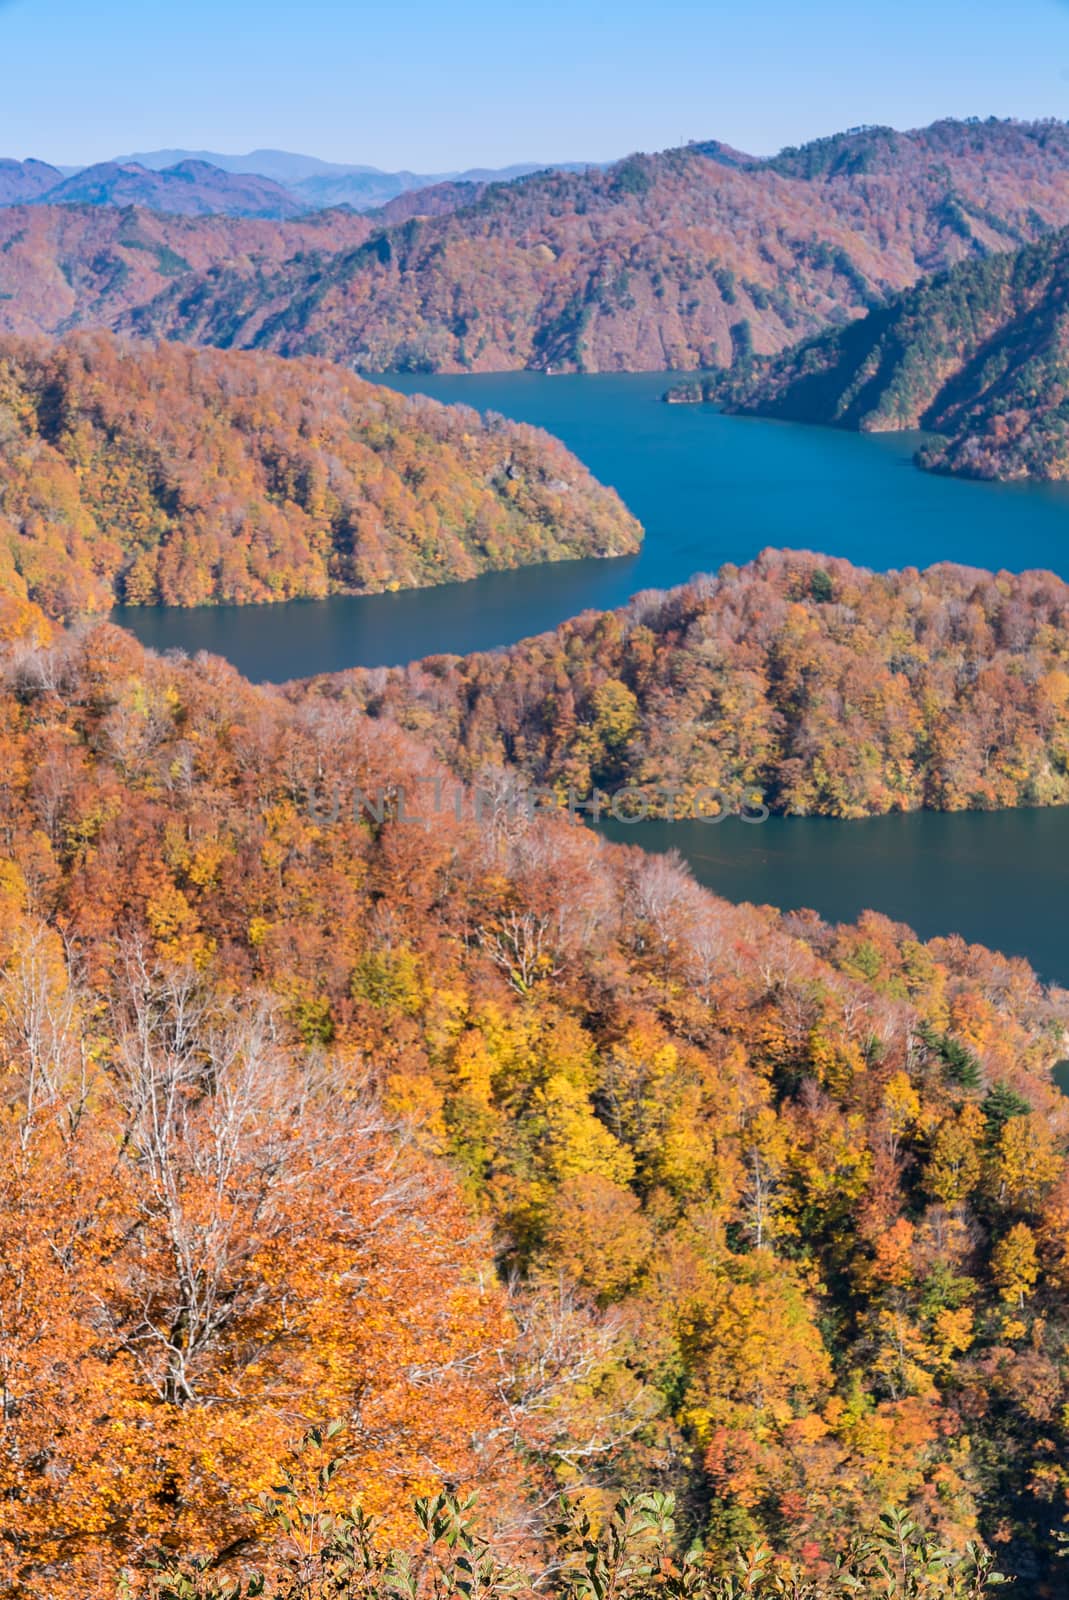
[706,227,1069,481]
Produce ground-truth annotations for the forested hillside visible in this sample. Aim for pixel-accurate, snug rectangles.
[0,203,374,339]
[296,549,1069,818]
[2,598,1069,1593]
[6,120,1069,369]
[0,332,640,615]
[706,227,1069,480]
[0,189,493,343]
[119,119,1069,372]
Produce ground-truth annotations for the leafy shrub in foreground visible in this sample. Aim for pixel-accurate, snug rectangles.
[137,1430,1006,1600]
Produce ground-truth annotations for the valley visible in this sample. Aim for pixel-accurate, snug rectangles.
[114,370,1069,986]
[5,56,1069,1593]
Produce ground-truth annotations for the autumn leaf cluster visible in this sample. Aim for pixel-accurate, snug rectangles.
[298,549,1069,818]
[1,604,1068,1594]
[0,331,639,616]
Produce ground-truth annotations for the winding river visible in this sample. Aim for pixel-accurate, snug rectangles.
[113,373,1069,985]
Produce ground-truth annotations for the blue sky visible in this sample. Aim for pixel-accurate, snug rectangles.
[3,0,1069,170]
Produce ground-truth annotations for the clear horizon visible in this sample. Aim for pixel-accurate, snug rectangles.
[3,0,1069,171]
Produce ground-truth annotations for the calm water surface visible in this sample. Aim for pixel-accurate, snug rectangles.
[115,372,1069,679]
[599,808,1069,988]
[113,374,1069,982]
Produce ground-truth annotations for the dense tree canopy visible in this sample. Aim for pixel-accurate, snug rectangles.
[296,549,1069,818]
[707,227,1069,482]
[0,332,640,616]
[1,603,1068,1593]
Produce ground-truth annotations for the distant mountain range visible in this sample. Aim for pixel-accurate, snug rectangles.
[117,119,1069,373]
[706,225,1069,481]
[0,149,594,217]
[121,148,597,209]
[0,157,307,217]
[5,119,1069,382]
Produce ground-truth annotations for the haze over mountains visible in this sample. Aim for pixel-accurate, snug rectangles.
[26,159,306,218]
[0,157,63,204]
[0,148,593,216]
[122,147,597,209]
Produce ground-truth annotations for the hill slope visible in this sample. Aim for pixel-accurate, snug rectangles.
[706,228,1069,480]
[0,187,496,341]
[0,332,641,615]
[4,121,1069,366]
[0,157,64,204]
[2,602,1069,1591]
[0,204,375,339]
[297,548,1069,818]
[118,119,1069,372]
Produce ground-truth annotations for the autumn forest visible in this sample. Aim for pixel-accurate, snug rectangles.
[0,333,639,614]
[3,67,1069,1600]
[5,599,1069,1599]
[301,549,1069,819]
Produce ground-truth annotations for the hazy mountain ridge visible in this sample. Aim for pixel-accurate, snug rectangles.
[125,147,597,186]
[1,158,308,218]
[0,157,65,204]
[708,225,1069,480]
[11,147,596,213]
[281,157,593,210]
